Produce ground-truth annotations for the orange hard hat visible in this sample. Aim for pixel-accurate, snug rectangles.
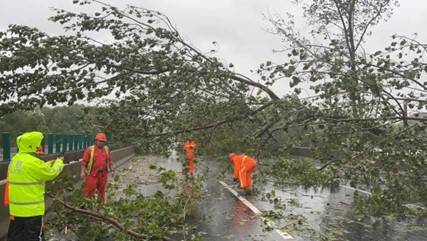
[95,132,107,142]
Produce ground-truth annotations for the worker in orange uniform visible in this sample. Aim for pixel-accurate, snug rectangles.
[183,138,197,175]
[228,153,257,190]
[80,132,114,204]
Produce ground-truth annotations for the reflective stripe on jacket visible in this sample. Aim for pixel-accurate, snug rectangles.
[84,145,112,174]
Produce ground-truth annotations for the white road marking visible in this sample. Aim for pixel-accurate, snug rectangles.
[218,180,294,240]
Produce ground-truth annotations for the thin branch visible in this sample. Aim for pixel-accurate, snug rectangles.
[91,0,280,101]
[142,101,276,138]
[230,74,280,100]
[51,195,172,240]
[394,97,427,103]
[107,63,171,75]
[394,35,427,53]
[75,72,130,91]
[362,62,426,91]
[333,0,352,57]
[355,1,388,50]
[317,118,415,171]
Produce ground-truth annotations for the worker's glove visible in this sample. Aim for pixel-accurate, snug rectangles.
[233,177,239,183]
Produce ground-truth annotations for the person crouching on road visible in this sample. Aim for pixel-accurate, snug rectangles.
[80,132,114,204]
[6,131,64,241]
[228,153,257,191]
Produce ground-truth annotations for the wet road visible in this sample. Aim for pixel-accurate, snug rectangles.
[189,157,427,241]
[190,158,284,241]
[113,153,286,240]
[46,153,427,241]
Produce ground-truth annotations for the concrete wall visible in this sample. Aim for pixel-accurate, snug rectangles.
[0,145,135,239]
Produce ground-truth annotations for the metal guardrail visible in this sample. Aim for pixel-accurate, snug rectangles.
[1,132,95,162]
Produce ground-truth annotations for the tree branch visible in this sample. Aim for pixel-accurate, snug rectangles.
[355,1,388,51]
[91,0,280,101]
[143,101,275,138]
[51,195,172,240]
[362,62,426,91]
[230,74,280,100]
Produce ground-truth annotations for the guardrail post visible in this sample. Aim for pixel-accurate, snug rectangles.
[71,135,74,151]
[68,135,72,151]
[68,135,73,151]
[55,134,61,153]
[73,135,78,150]
[41,134,45,154]
[80,135,84,150]
[47,133,54,154]
[2,132,10,162]
[78,135,81,150]
[85,136,89,149]
[63,134,68,152]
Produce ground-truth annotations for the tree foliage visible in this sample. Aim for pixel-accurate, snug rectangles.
[47,162,204,241]
[260,0,427,214]
[1,0,427,217]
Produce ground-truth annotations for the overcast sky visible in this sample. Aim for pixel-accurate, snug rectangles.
[1,0,427,97]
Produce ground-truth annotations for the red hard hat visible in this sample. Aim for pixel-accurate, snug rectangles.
[95,132,107,142]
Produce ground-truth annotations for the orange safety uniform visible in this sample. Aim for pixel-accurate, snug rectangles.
[3,181,13,221]
[229,154,242,181]
[230,154,257,190]
[3,179,9,207]
[183,140,197,175]
[81,145,113,204]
